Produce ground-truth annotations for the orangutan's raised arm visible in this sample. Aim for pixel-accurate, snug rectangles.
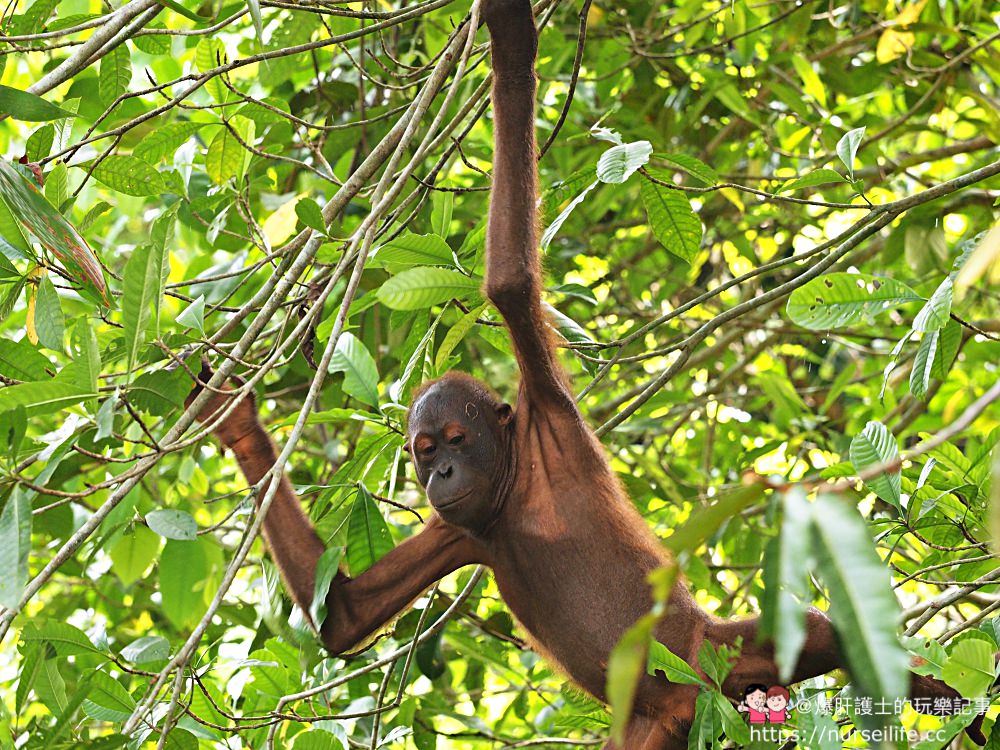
[482,0,576,412]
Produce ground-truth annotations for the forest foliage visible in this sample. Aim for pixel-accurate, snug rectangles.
[0,0,998,747]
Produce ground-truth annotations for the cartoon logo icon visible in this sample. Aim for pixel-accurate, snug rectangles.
[739,684,792,725]
[737,684,769,724]
[766,685,790,724]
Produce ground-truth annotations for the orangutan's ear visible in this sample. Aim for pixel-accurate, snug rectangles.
[496,403,513,426]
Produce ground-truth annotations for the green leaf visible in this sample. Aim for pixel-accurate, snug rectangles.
[98,44,131,105]
[942,638,995,697]
[930,319,961,380]
[20,621,101,656]
[372,233,453,268]
[759,488,811,682]
[606,612,657,744]
[133,30,171,55]
[431,191,453,237]
[122,242,166,382]
[377,267,481,310]
[120,635,170,664]
[791,53,827,108]
[328,332,379,408]
[176,295,206,334]
[786,272,920,329]
[596,140,652,184]
[310,546,343,627]
[912,276,953,332]
[129,368,191,416]
[195,38,230,103]
[0,335,49,382]
[92,155,166,197]
[206,127,246,184]
[713,692,750,745]
[109,525,160,586]
[810,494,909,711]
[849,420,901,508]
[26,124,55,162]
[82,671,136,723]
[0,160,107,302]
[640,177,702,263]
[346,486,393,575]
[33,275,64,351]
[435,302,487,371]
[901,636,948,678]
[646,640,705,685]
[295,197,326,233]
[541,180,597,251]
[44,161,69,210]
[0,85,76,122]
[159,539,210,629]
[0,488,31,608]
[910,330,938,401]
[656,153,718,186]
[836,126,866,178]
[79,201,112,232]
[134,122,209,163]
[0,379,95,416]
[146,509,198,541]
[780,168,847,193]
[664,484,764,553]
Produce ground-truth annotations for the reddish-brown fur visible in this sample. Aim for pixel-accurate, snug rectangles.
[188,1,986,745]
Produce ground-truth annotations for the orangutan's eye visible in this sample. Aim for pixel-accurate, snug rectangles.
[449,434,465,446]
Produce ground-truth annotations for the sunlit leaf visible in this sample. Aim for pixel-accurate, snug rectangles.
[849,420,901,508]
[786,273,920,329]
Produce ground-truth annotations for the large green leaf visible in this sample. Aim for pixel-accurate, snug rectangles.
[345,486,393,575]
[146,509,198,541]
[759,487,811,682]
[92,155,166,197]
[33,275,64,351]
[0,338,50,381]
[656,153,718,186]
[120,635,170,664]
[606,611,657,744]
[0,85,76,121]
[836,126,866,178]
[328,332,379,407]
[377,267,481,310]
[109,525,160,586]
[942,638,995,697]
[0,488,31,608]
[121,242,166,382]
[310,546,343,627]
[81,671,135,723]
[664,484,764,553]
[134,122,210,163]
[0,379,96,415]
[849,420,901,508]
[810,494,908,713]
[910,330,938,401]
[596,140,652,184]
[646,640,705,685]
[372,232,453,268]
[786,273,920,329]
[159,539,209,630]
[912,276,953,332]
[20,621,102,656]
[541,180,597,251]
[98,44,131,105]
[640,177,702,263]
[0,160,107,302]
